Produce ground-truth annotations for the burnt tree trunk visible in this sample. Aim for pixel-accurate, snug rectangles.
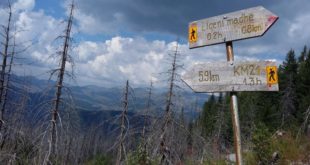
[160,43,179,164]
[48,2,74,162]
[0,1,12,131]
[116,80,129,165]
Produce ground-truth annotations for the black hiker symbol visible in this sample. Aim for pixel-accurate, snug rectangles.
[190,28,196,40]
[269,68,275,81]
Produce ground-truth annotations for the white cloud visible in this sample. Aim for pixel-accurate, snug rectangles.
[75,41,104,62]
[70,36,242,87]
[74,10,102,35]
[106,36,128,54]
[0,0,68,78]
[14,10,65,67]
[74,37,169,86]
[1,2,289,88]
[13,0,35,12]
[2,0,310,88]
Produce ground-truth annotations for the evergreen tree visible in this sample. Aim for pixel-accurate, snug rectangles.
[238,92,258,139]
[297,46,310,122]
[298,45,307,63]
[278,49,299,128]
[252,123,272,164]
[200,94,217,137]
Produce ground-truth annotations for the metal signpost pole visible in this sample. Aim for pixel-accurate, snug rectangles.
[226,41,242,165]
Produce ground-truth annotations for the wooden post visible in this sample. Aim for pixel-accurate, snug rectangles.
[226,41,242,165]
[185,6,279,165]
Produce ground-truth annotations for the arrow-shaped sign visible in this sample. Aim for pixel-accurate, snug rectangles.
[182,61,279,92]
[189,6,278,48]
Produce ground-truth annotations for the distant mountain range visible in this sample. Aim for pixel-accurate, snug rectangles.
[9,74,209,124]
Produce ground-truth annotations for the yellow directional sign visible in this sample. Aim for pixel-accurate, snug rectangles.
[189,24,197,43]
[266,66,278,84]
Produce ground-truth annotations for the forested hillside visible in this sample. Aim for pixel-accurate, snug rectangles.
[200,47,310,164]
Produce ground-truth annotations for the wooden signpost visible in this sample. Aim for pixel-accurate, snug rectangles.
[184,6,278,165]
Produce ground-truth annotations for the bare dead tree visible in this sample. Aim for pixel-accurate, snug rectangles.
[159,42,182,164]
[0,0,12,132]
[43,1,75,163]
[0,2,34,163]
[142,81,153,143]
[212,93,228,160]
[0,0,29,152]
[0,78,34,164]
[1,31,15,121]
[0,31,15,151]
[116,80,129,165]
[280,74,297,128]
[296,105,310,141]
[129,80,154,164]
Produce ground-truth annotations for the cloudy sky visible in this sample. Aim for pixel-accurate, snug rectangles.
[0,0,309,87]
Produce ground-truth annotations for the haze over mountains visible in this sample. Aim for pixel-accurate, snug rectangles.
[11,74,208,124]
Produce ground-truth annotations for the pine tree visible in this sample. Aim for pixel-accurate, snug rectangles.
[298,45,307,63]
[278,49,299,128]
[297,46,310,123]
[200,94,217,137]
[238,92,259,140]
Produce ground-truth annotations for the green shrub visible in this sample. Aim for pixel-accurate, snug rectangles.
[243,151,257,165]
[85,154,112,165]
[126,145,158,165]
[203,159,227,165]
[270,132,302,164]
[252,123,272,164]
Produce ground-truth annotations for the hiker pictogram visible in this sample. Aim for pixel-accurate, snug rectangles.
[266,66,278,84]
[269,68,275,81]
[191,29,196,40]
[189,25,197,42]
